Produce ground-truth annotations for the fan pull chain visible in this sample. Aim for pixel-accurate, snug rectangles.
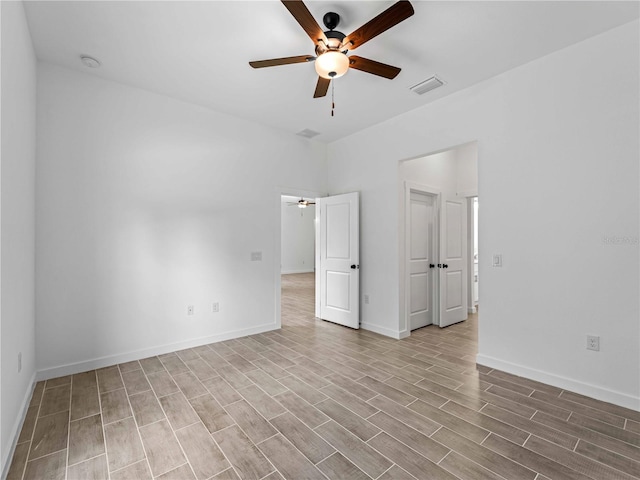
[331,81,335,117]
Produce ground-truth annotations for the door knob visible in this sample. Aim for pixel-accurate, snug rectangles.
[429,264,435,268]
[350,264,359,269]
[443,264,449,268]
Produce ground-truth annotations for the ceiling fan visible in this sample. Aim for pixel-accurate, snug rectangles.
[288,198,316,208]
[249,0,414,98]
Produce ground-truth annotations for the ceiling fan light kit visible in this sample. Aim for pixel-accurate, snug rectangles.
[249,0,414,99]
[287,198,316,208]
[315,50,349,79]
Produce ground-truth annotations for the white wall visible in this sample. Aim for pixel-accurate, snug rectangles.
[1,1,37,473]
[398,142,478,196]
[328,21,639,409]
[400,149,458,194]
[455,142,479,196]
[36,63,327,377]
[281,201,315,274]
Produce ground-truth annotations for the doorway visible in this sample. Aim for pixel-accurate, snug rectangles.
[399,141,478,335]
[279,194,318,327]
[277,191,361,329]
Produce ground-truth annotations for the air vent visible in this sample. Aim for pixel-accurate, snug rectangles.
[410,75,445,95]
[296,129,320,138]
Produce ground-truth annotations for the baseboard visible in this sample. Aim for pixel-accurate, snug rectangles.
[468,306,477,314]
[398,330,410,339]
[476,354,640,411]
[2,372,36,479]
[36,322,279,381]
[360,322,403,339]
[281,269,314,274]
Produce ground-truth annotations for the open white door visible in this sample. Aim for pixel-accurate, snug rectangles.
[408,191,436,330]
[317,192,359,328]
[439,195,468,327]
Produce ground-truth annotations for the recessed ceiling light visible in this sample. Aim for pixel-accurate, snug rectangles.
[80,55,101,68]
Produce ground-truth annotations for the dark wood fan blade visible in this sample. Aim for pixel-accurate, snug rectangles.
[249,55,314,68]
[342,1,414,50]
[281,0,328,46]
[314,77,330,98]
[348,56,401,79]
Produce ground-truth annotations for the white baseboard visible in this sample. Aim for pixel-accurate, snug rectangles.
[37,323,278,381]
[360,322,403,339]
[398,330,410,339]
[476,354,640,412]
[281,269,314,275]
[2,372,36,480]
[468,306,477,314]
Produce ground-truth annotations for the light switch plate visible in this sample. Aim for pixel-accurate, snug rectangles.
[492,254,503,267]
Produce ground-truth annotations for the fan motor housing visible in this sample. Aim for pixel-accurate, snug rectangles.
[325,30,346,42]
[316,29,347,56]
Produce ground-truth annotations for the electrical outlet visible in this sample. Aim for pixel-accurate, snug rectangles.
[587,335,600,351]
[187,305,194,316]
[364,294,370,305]
[18,352,22,373]
[212,302,219,313]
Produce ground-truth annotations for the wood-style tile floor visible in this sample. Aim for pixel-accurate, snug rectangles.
[8,272,640,479]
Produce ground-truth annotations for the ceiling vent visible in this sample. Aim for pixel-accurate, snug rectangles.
[410,75,445,95]
[296,129,321,139]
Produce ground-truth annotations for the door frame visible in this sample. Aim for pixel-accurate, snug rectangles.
[403,182,441,335]
[467,196,478,314]
[274,187,325,329]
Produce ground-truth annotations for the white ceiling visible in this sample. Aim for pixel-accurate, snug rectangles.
[24,1,639,143]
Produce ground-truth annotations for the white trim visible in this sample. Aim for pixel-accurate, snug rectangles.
[457,189,478,198]
[476,354,640,412]
[2,372,36,480]
[467,197,477,316]
[37,323,278,381]
[281,269,314,275]
[315,203,321,318]
[361,321,405,339]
